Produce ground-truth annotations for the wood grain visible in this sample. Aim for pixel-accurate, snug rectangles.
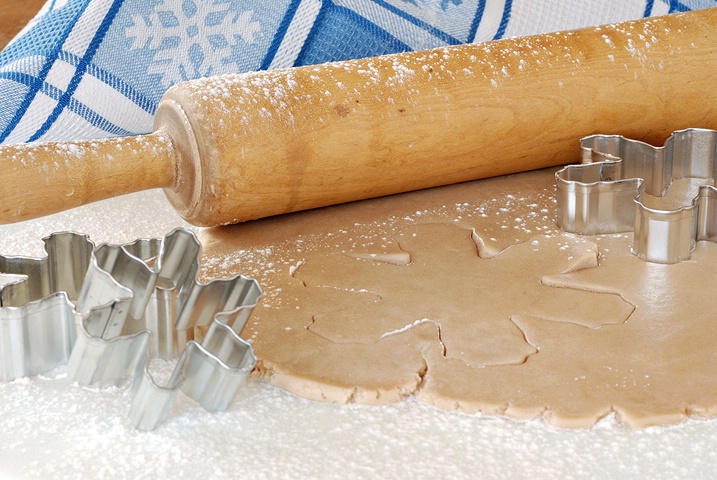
[157,8,717,226]
[2,8,717,226]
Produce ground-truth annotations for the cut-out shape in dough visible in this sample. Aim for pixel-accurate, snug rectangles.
[299,224,633,368]
[201,168,717,428]
[420,234,717,428]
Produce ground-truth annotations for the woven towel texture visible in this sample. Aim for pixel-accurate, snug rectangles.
[0,0,714,144]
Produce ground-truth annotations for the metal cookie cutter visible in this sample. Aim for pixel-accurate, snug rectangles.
[0,228,262,431]
[0,232,92,381]
[556,128,717,263]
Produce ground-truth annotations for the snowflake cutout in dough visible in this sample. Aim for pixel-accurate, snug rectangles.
[125,0,261,87]
[295,223,634,368]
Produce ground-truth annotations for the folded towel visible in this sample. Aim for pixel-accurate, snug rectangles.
[0,0,713,144]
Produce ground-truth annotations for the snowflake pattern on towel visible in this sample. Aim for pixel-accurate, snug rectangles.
[125,0,261,88]
[1,0,716,143]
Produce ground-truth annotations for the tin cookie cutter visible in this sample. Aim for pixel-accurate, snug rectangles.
[556,128,717,263]
[0,232,92,381]
[0,228,263,431]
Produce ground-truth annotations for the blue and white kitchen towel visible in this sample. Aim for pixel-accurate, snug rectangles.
[0,0,715,144]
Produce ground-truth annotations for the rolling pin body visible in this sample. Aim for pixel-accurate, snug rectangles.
[3,8,717,226]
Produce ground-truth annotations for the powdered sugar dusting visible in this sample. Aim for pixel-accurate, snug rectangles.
[3,371,717,479]
[1,172,715,478]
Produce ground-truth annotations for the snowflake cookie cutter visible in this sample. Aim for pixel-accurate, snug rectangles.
[0,228,263,431]
[556,128,717,264]
[0,232,93,381]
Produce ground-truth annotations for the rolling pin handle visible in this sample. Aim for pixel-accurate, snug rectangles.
[0,132,177,223]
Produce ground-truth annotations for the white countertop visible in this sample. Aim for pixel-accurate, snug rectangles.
[0,189,716,479]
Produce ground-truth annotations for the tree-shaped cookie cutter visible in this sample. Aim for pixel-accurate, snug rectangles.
[556,128,717,264]
[0,228,262,431]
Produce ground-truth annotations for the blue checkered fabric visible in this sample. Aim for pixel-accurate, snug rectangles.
[1,0,715,144]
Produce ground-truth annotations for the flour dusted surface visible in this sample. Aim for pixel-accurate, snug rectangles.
[1,174,717,477]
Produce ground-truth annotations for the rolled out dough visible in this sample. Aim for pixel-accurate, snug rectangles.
[200,168,717,428]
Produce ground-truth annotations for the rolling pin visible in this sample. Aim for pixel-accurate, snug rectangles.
[3,8,717,227]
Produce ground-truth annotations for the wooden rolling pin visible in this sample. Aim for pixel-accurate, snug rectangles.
[3,8,717,226]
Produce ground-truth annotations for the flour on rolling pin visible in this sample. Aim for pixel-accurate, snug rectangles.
[1,8,716,227]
